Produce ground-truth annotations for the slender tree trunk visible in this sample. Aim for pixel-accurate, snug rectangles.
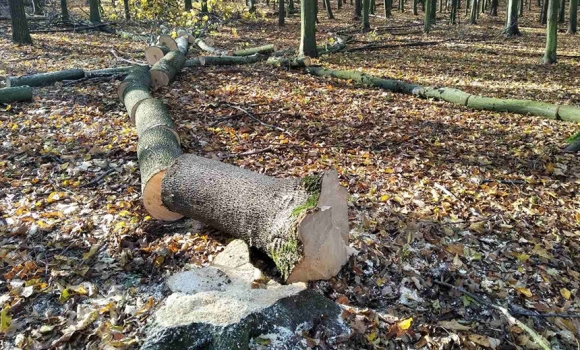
[354,0,362,17]
[279,0,285,24]
[430,0,437,21]
[338,0,343,8]
[425,0,433,31]
[490,0,498,14]
[519,0,524,15]
[249,0,256,12]
[469,0,478,22]
[9,0,32,45]
[385,0,392,16]
[528,0,531,9]
[421,0,425,11]
[558,0,565,21]
[450,0,458,22]
[541,0,548,23]
[60,0,70,21]
[289,0,295,12]
[300,0,318,57]
[399,0,404,11]
[568,0,577,33]
[89,0,101,22]
[185,0,192,10]
[325,0,334,17]
[371,0,376,13]
[439,0,443,12]
[414,0,419,13]
[315,0,319,23]
[544,0,558,63]
[362,0,370,30]
[505,0,521,35]
[124,0,130,19]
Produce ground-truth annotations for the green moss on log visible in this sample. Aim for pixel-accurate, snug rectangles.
[6,69,85,87]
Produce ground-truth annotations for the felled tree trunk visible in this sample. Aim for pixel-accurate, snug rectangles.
[305,67,580,122]
[123,82,152,122]
[117,65,150,97]
[267,56,311,68]
[195,38,230,56]
[185,54,267,67]
[6,69,85,87]
[233,44,276,56]
[161,156,351,282]
[0,86,33,103]
[85,66,133,78]
[145,46,170,65]
[150,51,186,89]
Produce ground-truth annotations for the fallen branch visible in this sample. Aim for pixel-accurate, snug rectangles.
[209,111,280,127]
[110,49,147,66]
[225,104,286,132]
[346,40,445,52]
[220,146,274,159]
[0,86,33,104]
[195,38,230,56]
[29,22,114,33]
[433,280,551,350]
[80,168,117,188]
[6,69,85,87]
[185,54,267,67]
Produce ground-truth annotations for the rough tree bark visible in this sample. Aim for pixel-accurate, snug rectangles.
[233,44,275,56]
[6,69,85,87]
[195,38,230,56]
[300,0,318,58]
[9,0,33,45]
[0,86,33,103]
[362,0,370,31]
[505,0,521,35]
[117,65,151,99]
[568,0,578,33]
[89,0,101,23]
[543,0,558,63]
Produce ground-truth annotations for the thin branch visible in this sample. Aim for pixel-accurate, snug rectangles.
[110,49,147,66]
[223,104,286,133]
[209,111,280,127]
[80,169,117,188]
[221,147,274,160]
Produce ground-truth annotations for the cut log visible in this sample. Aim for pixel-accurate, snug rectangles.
[149,51,187,89]
[185,54,267,67]
[161,155,351,283]
[557,105,580,122]
[85,66,134,78]
[158,34,178,51]
[176,36,190,55]
[267,56,312,68]
[145,46,170,65]
[424,87,471,105]
[466,96,559,119]
[6,69,85,87]
[123,83,152,122]
[195,38,230,56]
[134,98,180,142]
[138,126,184,221]
[0,86,33,104]
[176,29,195,44]
[232,44,276,56]
[117,65,151,99]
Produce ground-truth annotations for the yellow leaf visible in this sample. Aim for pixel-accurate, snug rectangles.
[398,317,412,330]
[0,307,11,333]
[560,288,571,300]
[545,163,554,173]
[380,194,390,202]
[515,287,532,298]
[59,289,71,303]
[366,331,377,342]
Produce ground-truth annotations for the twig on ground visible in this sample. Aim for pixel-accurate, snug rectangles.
[110,49,147,66]
[209,111,280,127]
[62,74,125,86]
[434,182,457,199]
[346,40,447,52]
[221,104,286,133]
[433,280,551,350]
[220,147,274,160]
[80,169,117,188]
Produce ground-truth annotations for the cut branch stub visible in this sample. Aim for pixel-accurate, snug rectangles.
[117,65,151,100]
[145,46,170,65]
[161,155,351,282]
[149,51,186,89]
[138,126,183,221]
[158,34,178,51]
[134,98,180,142]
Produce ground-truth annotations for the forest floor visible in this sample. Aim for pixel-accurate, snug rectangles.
[1,1,580,349]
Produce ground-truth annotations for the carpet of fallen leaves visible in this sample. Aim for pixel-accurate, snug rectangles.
[1,0,580,349]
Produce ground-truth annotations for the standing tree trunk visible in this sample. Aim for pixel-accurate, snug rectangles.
[505,0,521,35]
[279,0,285,24]
[413,0,419,13]
[543,0,558,63]
[61,0,70,22]
[490,0,498,14]
[425,0,433,31]
[469,0,478,22]
[89,0,101,22]
[541,0,548,23]
[385,0,392,16]
[338,0,343,8]
[249,0,256,12]
[300,0,318,57]
[354,0,362,17]
[362,0,370,30]
[439,0,443,12]
[399,0,404,11]
[519,0,524,15]
[371,0,376,13]
[450,0,458,22]
[558,0,565,21]
[430,0,437,21]
[568,0,577,33]
[124,0,130,19]
[201,0,208,11]
[325,0,335,17]
[185,0,192,11]
[289,0,295,13]
[8,0,32,45]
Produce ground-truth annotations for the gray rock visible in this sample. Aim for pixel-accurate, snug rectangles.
[142,240,349,350]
